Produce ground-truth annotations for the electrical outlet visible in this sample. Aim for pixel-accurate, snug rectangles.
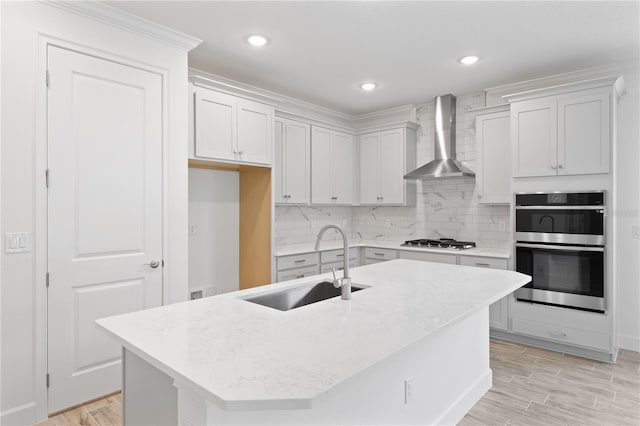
[498,220,506,232]
[404,377,414,404]
[190,290,203,300]
[385,219,392,227]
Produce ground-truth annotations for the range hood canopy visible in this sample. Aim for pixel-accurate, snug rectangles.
[404,94,475,180]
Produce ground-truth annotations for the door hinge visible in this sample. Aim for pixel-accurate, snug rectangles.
[46,272,50,288]
[46,373,50,388]
[46,70,50,89]
[45,169,50,188]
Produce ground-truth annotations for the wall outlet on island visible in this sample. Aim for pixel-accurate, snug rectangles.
[385,219,392,227]
[404,376,414,404]
[499,220,506,232]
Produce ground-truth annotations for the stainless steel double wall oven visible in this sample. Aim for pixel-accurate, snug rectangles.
[514,191,606,313]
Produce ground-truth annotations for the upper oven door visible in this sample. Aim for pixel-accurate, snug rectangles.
[515,206,605,245]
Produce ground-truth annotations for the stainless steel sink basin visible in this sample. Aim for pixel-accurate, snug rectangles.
[243,280,367,311]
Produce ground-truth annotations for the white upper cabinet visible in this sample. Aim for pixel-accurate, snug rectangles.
[558,90,610,176]
[193,85,273,166]
[359,127,416,205]
[311,126,355,205]
[275,118,311,204]
[509,83,614,178]
[475,109,511,204]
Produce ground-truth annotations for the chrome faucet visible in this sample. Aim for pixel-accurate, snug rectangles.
[314,224,352,300]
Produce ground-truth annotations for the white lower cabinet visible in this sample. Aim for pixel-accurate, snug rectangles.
[511,318,610,352]
[275,252,320,282]
[459,256,509,331]
[363,248,397,263]
[398,250,457,264]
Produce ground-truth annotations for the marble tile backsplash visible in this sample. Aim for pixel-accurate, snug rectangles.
[275,92,512,250]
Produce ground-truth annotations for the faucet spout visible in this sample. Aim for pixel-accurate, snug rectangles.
[314,224,351,300]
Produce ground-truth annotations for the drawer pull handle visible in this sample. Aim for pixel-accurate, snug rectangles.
[294,260,306,264]
[336,254,344,257]
[374,252,385,256]
[331,196,338,200]
[475,262,491,267]
[547,330,567,338]
[296,274,305,278]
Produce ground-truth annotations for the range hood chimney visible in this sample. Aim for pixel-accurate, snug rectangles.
[404,94,475,180]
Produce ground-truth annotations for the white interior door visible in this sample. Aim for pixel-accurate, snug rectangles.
[47,46,163,413]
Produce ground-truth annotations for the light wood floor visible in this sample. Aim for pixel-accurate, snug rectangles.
[39,340,639,426]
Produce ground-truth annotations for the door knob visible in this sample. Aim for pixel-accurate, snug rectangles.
[145,260,160,269]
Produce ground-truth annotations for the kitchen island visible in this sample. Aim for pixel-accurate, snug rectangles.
[96,259,529,425]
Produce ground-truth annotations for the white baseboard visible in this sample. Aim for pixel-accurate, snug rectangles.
[1,401,37,426]
[618,334,640,352]
[435,370,492,426]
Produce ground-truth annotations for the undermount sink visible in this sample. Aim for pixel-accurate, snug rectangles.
[243,280,367,311]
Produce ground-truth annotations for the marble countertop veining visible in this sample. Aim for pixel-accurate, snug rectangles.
[96,259,528,411]
[275,239,511,259]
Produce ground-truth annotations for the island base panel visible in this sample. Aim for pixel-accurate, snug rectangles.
[123,349,177,425]
[168,308,492,425]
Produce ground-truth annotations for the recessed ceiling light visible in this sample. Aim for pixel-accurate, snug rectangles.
[247,35,268,47]
[459,56,479,65]
[360,82,377,91]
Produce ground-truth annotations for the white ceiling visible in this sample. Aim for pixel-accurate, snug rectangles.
[106,1,639,115]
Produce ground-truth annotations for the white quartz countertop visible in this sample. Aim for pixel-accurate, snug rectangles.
[275,239,511,259]
[96,259,529,411]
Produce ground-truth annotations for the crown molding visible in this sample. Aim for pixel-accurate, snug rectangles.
[487,60,637,102]
[190,74,282,106]
[468,104,510,115]
[503,75,626,103]
[41,0,202,51]
[188,68,418,132]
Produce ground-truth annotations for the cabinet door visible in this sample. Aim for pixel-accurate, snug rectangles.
[359,132,380,204]
[459,256,509,330]
[284,120,311,204]
[379,129,405,204]
[237,99,273,165]
[332,132,354,204]
[511,98,557,177]
[558,90,610,175]
[274,118,285,203]
[476,111,511,204]
[194,88,236,161]
[311,127,334,204]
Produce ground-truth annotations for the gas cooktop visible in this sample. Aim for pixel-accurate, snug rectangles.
[401,238,476,250]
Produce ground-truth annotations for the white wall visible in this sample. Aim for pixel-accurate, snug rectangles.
[0,2,192,423]
[188,169,239,295]
[616,70,640,351]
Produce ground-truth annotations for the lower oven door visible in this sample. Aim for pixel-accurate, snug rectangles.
[515,243,605,312]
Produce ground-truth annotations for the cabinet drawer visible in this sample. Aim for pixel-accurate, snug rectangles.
[276,253,319,271]
[320,260,359,274]
[364,247,397,261]
[321,248,359,264]
[398,250,457,264]
[459,256,508,270]
[276,266,319,282]
[512,318,610,351]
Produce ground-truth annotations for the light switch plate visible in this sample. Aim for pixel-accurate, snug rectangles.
[5,232,31,254]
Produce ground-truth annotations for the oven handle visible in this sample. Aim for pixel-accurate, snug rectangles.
[515,206,604,211]
[515,243,605,252]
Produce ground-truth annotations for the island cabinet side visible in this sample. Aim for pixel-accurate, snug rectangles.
[122,307,493,425]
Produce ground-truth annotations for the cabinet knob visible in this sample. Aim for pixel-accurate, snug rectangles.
[233,149,238,155]
[331,196,338,200]
[550,165,557,170]
[238,150,244,155]
[558,164,564,169]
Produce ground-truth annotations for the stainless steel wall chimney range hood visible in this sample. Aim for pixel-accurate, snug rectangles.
[404,94,475,180]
